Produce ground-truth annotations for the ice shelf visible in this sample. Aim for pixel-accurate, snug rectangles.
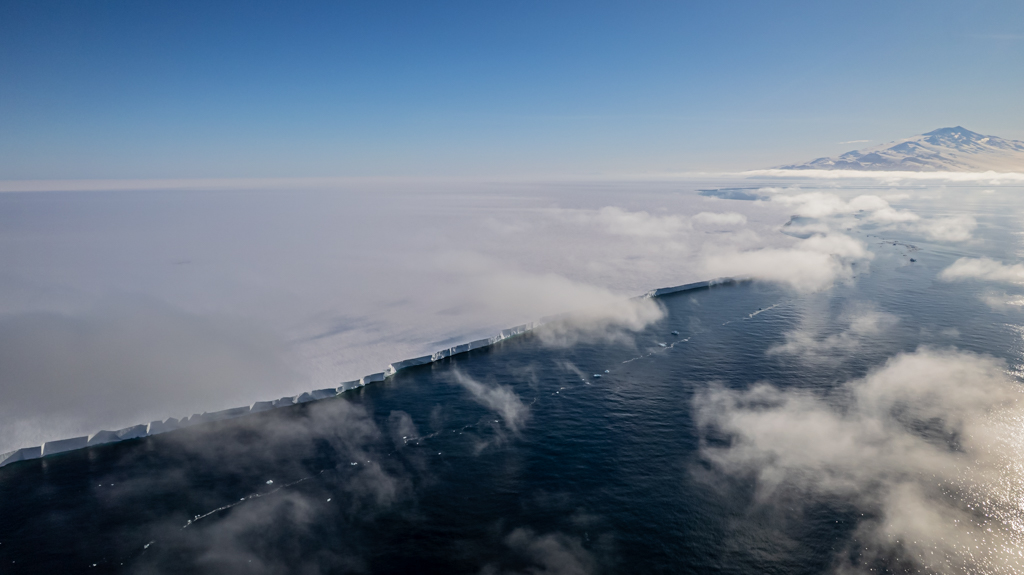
[310,388,339,400]
[87,430,120,446]
[0,446,41,467]
[41,436,89,457]
[0,278,733,468]
[385,355,434,376]
[337,380,359,392]
[250,401,274,413]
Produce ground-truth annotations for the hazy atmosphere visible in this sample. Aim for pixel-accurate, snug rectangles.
[2,2,1024,574]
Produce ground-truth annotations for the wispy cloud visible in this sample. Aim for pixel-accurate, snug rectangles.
[768,307,898,363]
[480,528,599,575]
[451,370,531,435]
[838,139,871,145]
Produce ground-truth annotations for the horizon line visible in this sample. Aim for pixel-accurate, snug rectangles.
[4,169,1024,192]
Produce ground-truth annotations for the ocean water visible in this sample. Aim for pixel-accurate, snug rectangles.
[3,183,1024,574]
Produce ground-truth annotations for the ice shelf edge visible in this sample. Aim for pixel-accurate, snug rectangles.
[0,277,735,468]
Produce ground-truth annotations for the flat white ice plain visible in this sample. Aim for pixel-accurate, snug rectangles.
[0,172,1008,454]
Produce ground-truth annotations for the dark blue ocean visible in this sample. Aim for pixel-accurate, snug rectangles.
[3,188,1024,574]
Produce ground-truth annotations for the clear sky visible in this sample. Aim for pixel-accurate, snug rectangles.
[1,0,1022,179]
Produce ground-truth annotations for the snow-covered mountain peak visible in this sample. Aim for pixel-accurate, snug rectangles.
[779,127,1024,172]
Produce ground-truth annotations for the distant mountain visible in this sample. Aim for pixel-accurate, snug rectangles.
[779,127,1024,172]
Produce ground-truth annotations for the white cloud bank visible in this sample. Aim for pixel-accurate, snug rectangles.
[939,257,1024,283]
[770,192,918,222]
[696,348,1024,574]
[700,233,871,293]
[768,191,977,242]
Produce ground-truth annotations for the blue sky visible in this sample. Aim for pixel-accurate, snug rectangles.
[1,0,1022,179]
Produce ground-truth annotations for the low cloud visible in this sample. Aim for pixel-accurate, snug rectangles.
[480,529,599,575]
[916,215,976,242]
[127,396,413,573]
[551,206,691,239]
[978,290,1024,310]
[555,360,588,381]
[695,348,1024,574]
[692,211,747,227]
[388,410,420,448]
[939,257,1024,283]
[768,191,975,242]
[436,253,668,347]
[701,233,871,293]
[768,308,898,362]
[535,297,666,348]
[452,370,531,435]
[769,192,917,223]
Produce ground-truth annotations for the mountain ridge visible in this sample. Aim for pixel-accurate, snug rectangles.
[779,127,1024,172]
